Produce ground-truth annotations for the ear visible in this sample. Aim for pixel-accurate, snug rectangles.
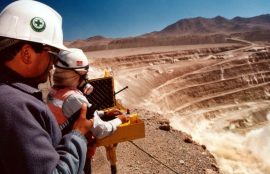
[20,44,32,64]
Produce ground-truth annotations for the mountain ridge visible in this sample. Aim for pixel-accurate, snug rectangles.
[149,14,270,36]
[65,14,270,51]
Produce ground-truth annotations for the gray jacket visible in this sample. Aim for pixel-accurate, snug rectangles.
[0,76,87,173]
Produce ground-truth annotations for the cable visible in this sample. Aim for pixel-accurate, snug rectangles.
[128,141,179,174]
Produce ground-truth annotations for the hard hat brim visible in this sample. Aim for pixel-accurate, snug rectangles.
[49,42,69,51]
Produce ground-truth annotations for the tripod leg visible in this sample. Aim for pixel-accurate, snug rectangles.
[105,144,118,174]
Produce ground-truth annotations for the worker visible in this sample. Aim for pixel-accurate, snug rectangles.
[0,1,93,173]
[47,48,128,173]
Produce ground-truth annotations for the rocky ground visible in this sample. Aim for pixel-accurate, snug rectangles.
[92,108,220,174]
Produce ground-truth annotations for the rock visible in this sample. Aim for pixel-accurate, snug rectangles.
[184,136,194,143]
[158,118,170,125]
[211,163,219,171]
[201,144,207,150]
[158,118,171,131]
[159,124,171,131]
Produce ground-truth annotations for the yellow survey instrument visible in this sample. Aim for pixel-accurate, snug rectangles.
[96,113,145,146]
[86,73,145,174]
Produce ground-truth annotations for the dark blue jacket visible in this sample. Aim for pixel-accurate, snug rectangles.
[0,67,87,174]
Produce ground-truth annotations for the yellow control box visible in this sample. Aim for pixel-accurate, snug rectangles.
[96,113,145,146]
[87,76,145,147]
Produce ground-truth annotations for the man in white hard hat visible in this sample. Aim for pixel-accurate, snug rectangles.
[47,48,128,173]
[0,1,93,174]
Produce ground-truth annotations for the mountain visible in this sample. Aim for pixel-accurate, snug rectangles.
[65,35,113,50]
[232,14,270,24]
[67,14,270,51]
[156,16,234,35]
[153,14,270,36]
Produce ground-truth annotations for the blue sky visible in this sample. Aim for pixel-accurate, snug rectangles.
[1,0,270,41]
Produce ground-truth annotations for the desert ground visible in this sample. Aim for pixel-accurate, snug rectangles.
[86,41,270,174]
[40,41,270,174]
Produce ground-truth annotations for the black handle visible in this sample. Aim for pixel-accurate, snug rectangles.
[59,105,96,135]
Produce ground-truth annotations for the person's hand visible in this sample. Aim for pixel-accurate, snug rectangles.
[104,108,122,117]
[73,103,93,135]
[117,114,129,123]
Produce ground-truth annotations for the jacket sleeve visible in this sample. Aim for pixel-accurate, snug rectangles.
[0,98,87,174]
[52,130,87,174]
[91,113,122,139]
[63,93,122,139]
[62,92,91,118]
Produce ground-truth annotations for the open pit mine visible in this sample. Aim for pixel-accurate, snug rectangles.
[81,41,270,174]
[38,41,270,174]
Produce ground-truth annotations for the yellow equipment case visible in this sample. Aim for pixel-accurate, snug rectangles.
[86,75,145,173]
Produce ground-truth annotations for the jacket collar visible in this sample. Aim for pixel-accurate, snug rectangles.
[0,66,43,100]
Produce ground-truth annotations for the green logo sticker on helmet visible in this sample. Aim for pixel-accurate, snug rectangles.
[30,17,46,32]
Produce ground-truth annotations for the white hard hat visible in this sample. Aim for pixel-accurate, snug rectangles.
[0,0,67,50]
[56,48,89,73]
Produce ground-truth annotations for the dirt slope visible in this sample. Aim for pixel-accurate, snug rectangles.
[92,109,219,174]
